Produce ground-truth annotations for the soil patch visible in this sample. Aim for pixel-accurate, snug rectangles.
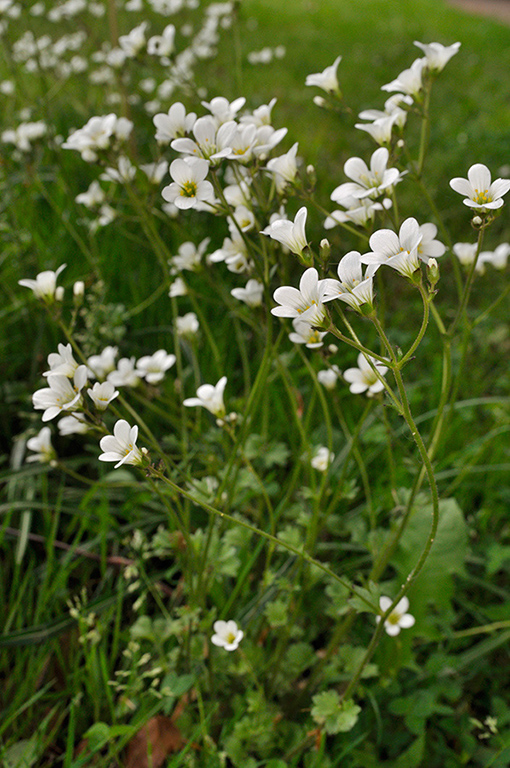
[449,0,510,24]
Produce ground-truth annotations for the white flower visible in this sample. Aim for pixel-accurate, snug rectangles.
[252,125,287,159]
[449,164,510,211]
[58,413,90,436]
[183,376,227,418]
[175,312,199,336]
[26,427,55,463]
[153,102,197,144]
[19,264,66,302]
[107,357,141,387]
[147,24,175,56]
[240,97,277,127]
[360,217,422,278]
[43,343,79,378]
[417,223,446,262]
[168,277,187,297]
[272,267,328,325]
[325,197,388,229]
[171,116,235,163]
[162,157,215,210]
[33,365,88,422]
[317,366,341,390]
[140,160,168,184]
[414,41,461,72]
[228,205,255,233]
[358,94,412,129]
[202,96,246,125]
[331,147,404,204]
[99,419,144,469]
[75,181,105,208]
[87,346,118,380]
[170,238,210,274]
[136,350,176,384]
[209,232,251,274]
[100,156,136,184]
[211,619,243,651]
[288,318,327,348]
[62,114,117,162]
[305,55,341,94]
[354,113,400,145]
[265,142,299,193]
[322,251,374,311]
[453,242,478,267]
[119,21,148,57]
[343,354,388,396]
[87,381,119,410]
[311,446,334,472]
[376,596,415,636]
[231,279,264,308]
[381,58,425,98]
[479,243,510,271]
[262,206,308,256]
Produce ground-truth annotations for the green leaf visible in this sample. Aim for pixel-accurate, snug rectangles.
[392,498,468,621]
[311,692,361,734]
[160,671,195,698]
[325,579,351,618]
[395,734,425,768]
[81,722,111,752]
[1,739,39,768]
[348,581,381,615]
[265,599,288,628]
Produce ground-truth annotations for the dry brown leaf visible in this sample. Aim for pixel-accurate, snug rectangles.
[124,716,183,768]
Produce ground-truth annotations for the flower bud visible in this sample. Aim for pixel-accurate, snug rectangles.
[55,286,64,301]
[472,215,482,226]
[427,257,440,287]
[313,95,327,109]
[319,238,331,264]
[73,281,85,306]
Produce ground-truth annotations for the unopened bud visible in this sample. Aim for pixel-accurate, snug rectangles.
[397,139,405,148]
[55,286,64,301]
[307,164,316,190]
[319,238,331,263]
[427,257,440,287]
[73,280,85,306]
[472,215,482,226]
[313,95,327,109]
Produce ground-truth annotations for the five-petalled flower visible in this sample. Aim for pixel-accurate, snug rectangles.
[99,419,144,469]
[183,376,227,418]
[162,157,215,210]
[211,619,243,651]
[272,267,328,325]
[376,596,415,636]
[261,206,308,256]
[449,163,510,212]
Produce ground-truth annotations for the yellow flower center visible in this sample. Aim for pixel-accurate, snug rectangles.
[388,611,401,625]
[180,181,197,198]
[226,632,237,644]
[474,188,491,204]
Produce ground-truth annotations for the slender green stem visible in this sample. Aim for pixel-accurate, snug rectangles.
[448,225,485,337]
[399,281,430,365]
[340,321,440,702]
[147,467,378,608]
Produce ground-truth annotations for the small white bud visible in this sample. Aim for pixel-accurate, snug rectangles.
[55,286,64,301]
[73,280,85,297]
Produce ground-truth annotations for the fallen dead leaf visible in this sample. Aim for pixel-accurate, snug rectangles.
[124,716,183,768]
